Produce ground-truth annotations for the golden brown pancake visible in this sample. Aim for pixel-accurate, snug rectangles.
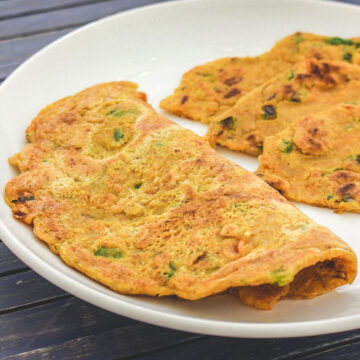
[257,103,360,213]
[206,59,360,156]
[5,82,357,310]
[160,32,360,124]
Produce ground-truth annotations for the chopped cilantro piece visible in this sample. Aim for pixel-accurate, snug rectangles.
[258,144,264,153]
[343,52,352,62]
[327,195,334,200]
[113,129,124,142]
[134,182,142,189]
[12,196,35,204]
[280,140,294,153]
[325,37,354,46]
[94,246,122,259]
[164,262,176,279]
[288,70,295,80]
[107,109,135,117]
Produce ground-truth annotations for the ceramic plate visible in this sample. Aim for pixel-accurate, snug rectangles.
[1,0,360,338]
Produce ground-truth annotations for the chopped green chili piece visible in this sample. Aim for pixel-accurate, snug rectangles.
[218,116,236,130]
[343,52,352,62]
[113,129,124,142]
[164,262,176,279]
[327,195,334,200]
[94,246,122,259]
[325,37,354,46]
[261,105,277,120]
[134,182,142,189]
[288,70,295,80]
[280,140,294,153]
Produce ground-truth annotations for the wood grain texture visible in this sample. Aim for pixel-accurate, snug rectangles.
[0,242,27,275]
[132,330,360,360]
[0,0,112,20]
[0,271,67,313]
[0,29,71,80]
[1,1,360,360]
[0,0,172,41]
[0,297,202,360]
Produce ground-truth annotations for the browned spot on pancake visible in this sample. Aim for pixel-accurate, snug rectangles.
[224,88,241,99]
[181,95,189,104]
[338,183,355,196]
[224,77,242,86]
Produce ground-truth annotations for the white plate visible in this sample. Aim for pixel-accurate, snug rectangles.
[1,0,360,338]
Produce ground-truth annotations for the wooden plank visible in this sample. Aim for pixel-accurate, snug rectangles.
[0,242,27,275]
[0,0,172,41]
[296,342,360,360]
[0,270,67,313]
[0,0,110,20]
[0,297,202,359]
[133,330,360,360]
[0,29,71,80]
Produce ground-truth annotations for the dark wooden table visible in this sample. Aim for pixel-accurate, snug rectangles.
[1,0,360,359]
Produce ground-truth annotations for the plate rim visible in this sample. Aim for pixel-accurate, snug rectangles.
[1,0,360,338]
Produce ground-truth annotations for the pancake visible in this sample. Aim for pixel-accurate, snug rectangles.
[160,32,360,124]
[206,59,360,156]
[257,103,360,213]
[5,82,357,310]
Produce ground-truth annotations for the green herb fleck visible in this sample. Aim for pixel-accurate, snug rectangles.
[258,144,264,153]
[164,262,176,279]
[280,140,294,153]
[134,182,142,189]
[272,268,286,286]
[325,37,354,46]
[261,105,277,120]
[94,246,122,259]
[346,101,357,105]
[155,143,164,147]
[343,52,353,62]
[12,196,35,204]
[288,70,295,80]
[342,194,354,202]
[113,129,124,142]
[107,109,135,117]
[327,195,334,200]
[295,35,304,44]
[42,159,48,163]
